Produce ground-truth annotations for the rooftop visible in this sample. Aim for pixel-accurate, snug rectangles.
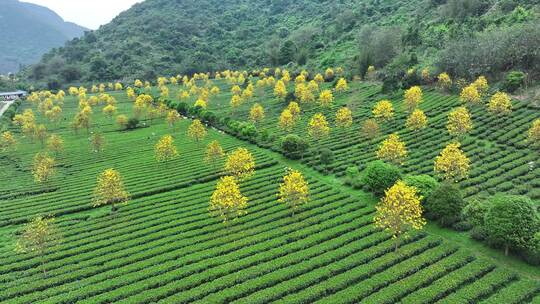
[0,91,27,96]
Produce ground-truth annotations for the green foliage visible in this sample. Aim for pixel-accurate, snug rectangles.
[503,71,525,93]
[484,194,540,255]
[126,118,140,130]
[462,198,491,228]
[345,166,362,188]
[437,22,540,80]
[425,183,465,227]
[24,0,540,86]
[280,134,309,160]
[319,148,334,172]
[403,175,439,202]
[361,160,402,197]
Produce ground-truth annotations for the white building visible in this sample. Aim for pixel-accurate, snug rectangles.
[0,91,27,101]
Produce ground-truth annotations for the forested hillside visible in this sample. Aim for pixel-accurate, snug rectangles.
[26,0,540,88]
[0,0,87,74]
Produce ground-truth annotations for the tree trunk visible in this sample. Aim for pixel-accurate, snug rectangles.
[504,244,509,256]
[394,237,400,252]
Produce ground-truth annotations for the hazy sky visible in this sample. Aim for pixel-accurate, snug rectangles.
[22,0,144,30]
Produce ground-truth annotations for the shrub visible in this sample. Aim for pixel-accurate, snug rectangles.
[319,148,334,173]
[361,161,402,197]
[239,122,257,139]
[126,118,140,130]
[403,175,439,202]
[280,134,309,160]
[503,71,525,93]
[484,194,540,256]
[462,197,490,227]
[200,111,217,124]
[176,102,188,115]
[425,183,465,227]
[345,166,362,188]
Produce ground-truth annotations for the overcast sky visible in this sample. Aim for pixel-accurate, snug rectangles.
[22,0,144,30]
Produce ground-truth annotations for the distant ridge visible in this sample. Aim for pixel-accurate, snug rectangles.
[0,0,87,74]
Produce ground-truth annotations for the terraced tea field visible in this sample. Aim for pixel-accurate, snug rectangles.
[180,79,540,201]
[0,82,539,303]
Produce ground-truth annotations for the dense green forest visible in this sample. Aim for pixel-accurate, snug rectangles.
[25,0,540,88]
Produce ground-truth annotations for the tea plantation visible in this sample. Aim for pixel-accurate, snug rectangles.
[0,74,539,303]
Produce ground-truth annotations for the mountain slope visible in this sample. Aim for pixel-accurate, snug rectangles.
[0,0,87,74]
[26,0,540,85]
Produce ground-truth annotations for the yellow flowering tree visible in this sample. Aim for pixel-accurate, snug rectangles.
[205,140,225,169]
[209,176,248,224]
[377,133,408,165]
[447,107,472,138]
[374,181,426,251]
[314,73,324,84]
[300,83,316,104]
[279,109,296,132]
[405,109,428,131]
[278,169,309,215]
[68,87,79,96]
[155,135,178,163]
[224,147,255,180]
[92,169,129,212]
[308,113,330,142]
[335,78,348,93]
[434,142,470,182]
[488,92,512,116]
[116,115,129,130]
[325,68,334,79]
[0,131,16,152]
[231,85,242,96]
[274,80,287,100]
[472,76,489,96]
[287,102,301,118]
[46,134,64,155]
[230,95,243,113]
[366,65,376,80]
[32,152,56,184]
[166,110,180,130]
[336,107,353,128]
[210,86,220,95]
[437,72,452,91]
[421,68,430,83]
[318,89,334,108]
[90,133,106,153]
[194,99,208,109]
[460,85,481,106]
[102,104,117,119]
[404,86,423,112]
[34,124,48,147]
[187,119,207,143]
[528,119,540,151]
[373,100,394,122]
[45,105,62,124]
[362,119,380,139]
[15,216,62,274]
[249,103,265,124]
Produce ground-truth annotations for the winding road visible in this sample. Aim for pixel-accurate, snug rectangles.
[0,99,16,118]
